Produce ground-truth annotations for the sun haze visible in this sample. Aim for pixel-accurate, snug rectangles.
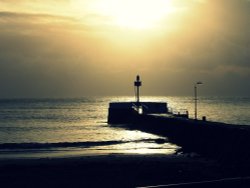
[0,0,249,97]
[79,0,176,30]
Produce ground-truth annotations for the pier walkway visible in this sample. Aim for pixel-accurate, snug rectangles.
[124,113,250,162]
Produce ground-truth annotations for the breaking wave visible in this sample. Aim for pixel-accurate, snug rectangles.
[0,138,168,150]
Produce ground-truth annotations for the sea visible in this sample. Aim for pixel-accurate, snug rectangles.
[0,96,249,159]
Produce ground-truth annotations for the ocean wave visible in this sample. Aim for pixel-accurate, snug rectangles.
[0,138,168,150]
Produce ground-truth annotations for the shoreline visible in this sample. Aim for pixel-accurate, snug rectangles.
[1,153,250,188]
[0,146,178,160]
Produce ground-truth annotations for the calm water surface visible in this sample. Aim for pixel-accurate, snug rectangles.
[0,96,249,158]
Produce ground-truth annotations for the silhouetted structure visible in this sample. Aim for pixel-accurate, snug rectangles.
[108,76,250,162]
[134,75,142,103]
[194,81,203,120]
[108,75,171,123]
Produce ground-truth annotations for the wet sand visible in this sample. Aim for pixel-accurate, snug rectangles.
[1,154,250,188]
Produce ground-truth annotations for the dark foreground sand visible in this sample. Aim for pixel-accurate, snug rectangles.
[1,154,250,188]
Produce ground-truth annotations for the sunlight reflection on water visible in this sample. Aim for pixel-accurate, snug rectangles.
[0,96,249,158]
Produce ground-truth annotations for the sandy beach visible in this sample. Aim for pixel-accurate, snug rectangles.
[1,153,250,188]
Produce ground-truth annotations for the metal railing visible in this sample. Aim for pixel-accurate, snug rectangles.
[168,107,189,118]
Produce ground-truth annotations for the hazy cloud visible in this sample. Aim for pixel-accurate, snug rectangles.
[0,0,249,97]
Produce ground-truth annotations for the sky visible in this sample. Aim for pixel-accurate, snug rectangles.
[0,0,249,97]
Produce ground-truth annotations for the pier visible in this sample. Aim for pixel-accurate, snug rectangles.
[123,113,250,162]
[108,76,250,162]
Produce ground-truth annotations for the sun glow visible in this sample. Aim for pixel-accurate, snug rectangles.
[73,0,176,30]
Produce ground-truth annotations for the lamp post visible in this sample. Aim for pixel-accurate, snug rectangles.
[194,81,203,120]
